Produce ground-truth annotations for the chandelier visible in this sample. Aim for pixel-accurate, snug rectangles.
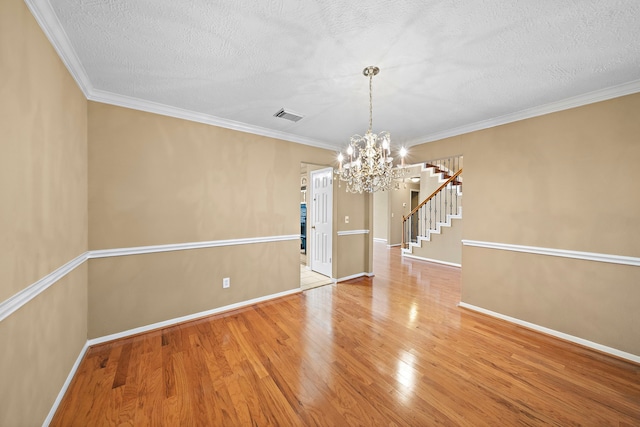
[335,66,408,193]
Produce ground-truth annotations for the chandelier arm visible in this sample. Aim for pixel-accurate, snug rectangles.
[334,65,408,193]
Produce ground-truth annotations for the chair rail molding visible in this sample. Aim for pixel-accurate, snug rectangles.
[0,234,301,323]
[0,253,88,322]
[337,229,370,236]
[462,240,640,267]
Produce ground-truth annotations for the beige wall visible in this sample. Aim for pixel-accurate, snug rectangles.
[88,103,334,249]
[0,1,88,301]
[0,0,88,424]
[373,191,388,240]
[0,267,87,426]
[88,242,298,338]
[335,187,373,279]
[88,103,371,334]
[412,93,640,356]
[462,246,640,355]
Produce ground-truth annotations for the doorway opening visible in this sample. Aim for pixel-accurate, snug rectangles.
[300,163,333,290]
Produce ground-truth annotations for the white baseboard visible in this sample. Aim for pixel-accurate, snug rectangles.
[87,288,301,346]
[402,253,461,268]
[43,341,90,426]
[335,272,375,283]
[42,288,301,426]
[45,287,302,424]
[458,302,640,364]
[373,238,387,243]
[387,243,401,248]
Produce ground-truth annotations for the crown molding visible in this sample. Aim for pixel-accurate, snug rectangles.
[24,0,336,151]
[25,0,640,152]
[406,79,640,147]
[88,89,338,151]
[24,0,93,97]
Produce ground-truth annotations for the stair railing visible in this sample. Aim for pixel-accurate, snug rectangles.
[402,168,463,249]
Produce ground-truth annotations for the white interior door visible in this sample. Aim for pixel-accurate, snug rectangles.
[310,167,333,277]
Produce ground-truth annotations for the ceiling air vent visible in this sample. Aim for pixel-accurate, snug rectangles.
[273,108,304,122]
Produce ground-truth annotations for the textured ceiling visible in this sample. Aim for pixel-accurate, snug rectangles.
[34,0,640,150]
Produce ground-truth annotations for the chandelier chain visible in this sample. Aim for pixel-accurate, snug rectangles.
[368,71,373,132]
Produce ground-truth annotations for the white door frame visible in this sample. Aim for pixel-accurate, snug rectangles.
[309,167,333,278]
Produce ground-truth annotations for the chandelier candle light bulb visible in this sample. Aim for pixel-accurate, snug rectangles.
[335,66,408,193]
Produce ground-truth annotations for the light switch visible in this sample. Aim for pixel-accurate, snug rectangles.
[345,216,349,223]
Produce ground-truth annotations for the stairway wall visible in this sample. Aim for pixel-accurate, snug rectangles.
[409,217,462,266]
[404,164,463,266]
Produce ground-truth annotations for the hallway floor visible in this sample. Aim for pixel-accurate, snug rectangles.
[300,265,332,290]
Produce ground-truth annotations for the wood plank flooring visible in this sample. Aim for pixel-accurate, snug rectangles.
[51,243,640,426]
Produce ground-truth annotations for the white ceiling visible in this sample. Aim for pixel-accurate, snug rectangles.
[30,0,640,151]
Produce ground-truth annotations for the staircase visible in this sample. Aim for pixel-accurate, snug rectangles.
[402,157,463,265]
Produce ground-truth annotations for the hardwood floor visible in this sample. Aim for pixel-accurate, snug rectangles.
[52,243,640,426]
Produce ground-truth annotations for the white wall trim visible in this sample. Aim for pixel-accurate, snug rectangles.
[87,288,301,346]
[89,234,300,258]
[23,0,640,153]
[1,235,299,324]
[462,240,640,267]
[0,253,88,323]
[44,287,301,425]
[387,243,401,248]
[401,253,461,268]
[406,79,640,147]
[337,229,370,236]
[88,90,336,151]
[458,302,640,364]
[334,272,375,283]
[373,238,387,243]
[43,341,90,426]
[24,0,93,97]
[23,1,336,151]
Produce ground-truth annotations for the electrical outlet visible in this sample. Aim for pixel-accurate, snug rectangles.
[222,277,230,288]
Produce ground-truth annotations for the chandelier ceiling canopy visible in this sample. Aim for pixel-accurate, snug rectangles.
[335,66,407,193]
